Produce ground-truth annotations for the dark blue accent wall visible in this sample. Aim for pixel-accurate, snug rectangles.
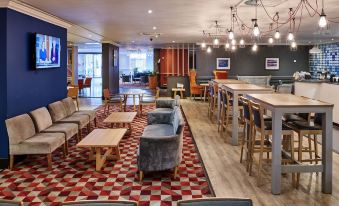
[0,8,67,166]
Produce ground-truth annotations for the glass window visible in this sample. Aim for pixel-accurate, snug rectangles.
[119,47,153,76]
[78,54,102,78]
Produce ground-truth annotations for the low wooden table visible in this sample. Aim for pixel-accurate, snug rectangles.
[172,88,185,98]
[77,129,127,171]
[103,112,137,132]
[120,91,143,112]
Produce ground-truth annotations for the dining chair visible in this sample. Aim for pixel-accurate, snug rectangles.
[239,96,252,168]
[103,88,126,114]
[62,200,138,206]
[78,79,84,93]
[207,82,217,120]
[0,199,23,206]
[177,198,253,206]
[139,88,160,116]
[67,87,79,110]
[248,100,295,186]
[83,77,92,93]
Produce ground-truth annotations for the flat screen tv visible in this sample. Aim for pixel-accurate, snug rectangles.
[35,33,61,69]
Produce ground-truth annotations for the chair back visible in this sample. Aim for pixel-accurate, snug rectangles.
[221,89,228,105]
[67,87,79,98]
[62,200,137,206]
[84,77,92,86]
[250,100,264,130]
[103,88,110,100]
[189,70,198,86]
[213,70,228,79]
[240,97,251,122]
[209,82,214,97]
[177,198,253,206]
[78,79,84,89]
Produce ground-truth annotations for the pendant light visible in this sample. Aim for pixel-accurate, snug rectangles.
[201,42,206,50]
[213,38,220,48]
[228,8,235,40]
[225,42,230,50]
[274,31,281,39]
[319,0,327,28]
[252,43,258,52]
[231,45,236,51]
[252,1,260,37]
[201,30,207,50]
[231,39,236,45]
[287,32,294,41]
[273,13,280,40]
[229,30,234,40]
[268,37,274,44]
[207,46,212,53]
[239,38,245,48]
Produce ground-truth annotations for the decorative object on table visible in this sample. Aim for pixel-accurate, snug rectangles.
[216,58,230,70]
[265,58,279,70]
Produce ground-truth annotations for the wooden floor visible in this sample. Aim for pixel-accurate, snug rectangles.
[180,99,339,206]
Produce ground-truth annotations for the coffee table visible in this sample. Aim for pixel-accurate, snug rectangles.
[172,88,185,99]
[103,112,137,132]
[77,129,127,171]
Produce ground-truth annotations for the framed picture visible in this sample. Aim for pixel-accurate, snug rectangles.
[265,58,279,70]
[216,58,230,70]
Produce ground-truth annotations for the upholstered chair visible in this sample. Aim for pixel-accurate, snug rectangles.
[189,70,203,100]
[62,97,97,127]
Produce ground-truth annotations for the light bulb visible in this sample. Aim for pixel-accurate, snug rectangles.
[231,39,236,45]
[253,23,260,37]
[252,43,258,52]
[319,10,327,28]
[274,31,280,39]
[231,45,236,51]
[291,41,297,48]
[201,42,206,49]
[287,32,294,41]
[239,39,245,45]
[207,46,212,53]
[229,31,234,40]
[213,38,219,45]
[268,37,274,44]
[225,42,230,49]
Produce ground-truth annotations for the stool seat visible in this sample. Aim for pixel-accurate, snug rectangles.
[288,121,322,130]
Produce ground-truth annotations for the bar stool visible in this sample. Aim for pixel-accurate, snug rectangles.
[239,96,252,169]
[248,100,295,186]
[207,82,218,121]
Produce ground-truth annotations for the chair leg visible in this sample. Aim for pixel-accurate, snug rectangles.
[240,123,246,163]
[47,153,52,170]
[9,155,14,170]
[296,132,302,188]
[257,133,265,186]
[173,166,178,179]
[313,134,319,164]
[307,135,313,164]
[63,143,67,157]
[94,117,97,128]
[139,171,144,182]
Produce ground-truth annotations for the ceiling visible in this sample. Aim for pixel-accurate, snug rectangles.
[19,0,339,45]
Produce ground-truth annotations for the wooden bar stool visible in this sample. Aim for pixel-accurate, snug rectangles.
[207,82,218,120]
[248,100,295,186]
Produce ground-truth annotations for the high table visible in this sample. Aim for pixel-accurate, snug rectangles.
[219,84,273,145]
[247,93,333,195]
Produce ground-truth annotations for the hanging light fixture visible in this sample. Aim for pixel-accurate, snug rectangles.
[252,43,258,52]
[287,32,294,41]
[228,8,235,40]
[207,46,212,53]
[273,13,280,40]
[252,1,260,37]
[231,39,236,45]
[287,12,295,41]
[268,37,274,44]
[231,45,236,51]
[225,42,230,50]
[319,0,327,28]
[239,38,245,48]
[274,31,281,39]
[229,30,234,40]
[213,21,220,48]
[213,38,220,46]
[201,41,206,50]
[290,41,297,51]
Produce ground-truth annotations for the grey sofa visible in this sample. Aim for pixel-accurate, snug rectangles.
[29,107,79,155]
[48,100,90,138]
[5,114,66,170]
[138,105,184,181]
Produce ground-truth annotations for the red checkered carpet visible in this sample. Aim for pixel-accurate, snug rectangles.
[0,105,214,205]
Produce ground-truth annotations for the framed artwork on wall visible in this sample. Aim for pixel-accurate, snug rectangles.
[265,58,279,70]
[216,58,230,70]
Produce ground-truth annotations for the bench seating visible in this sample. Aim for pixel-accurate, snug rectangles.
[62,97,97,127]
[5,114,66,170]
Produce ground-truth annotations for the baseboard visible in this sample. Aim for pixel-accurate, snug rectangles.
[0,158,8,169]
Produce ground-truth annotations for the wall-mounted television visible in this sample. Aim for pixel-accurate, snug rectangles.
[35,33,61,69]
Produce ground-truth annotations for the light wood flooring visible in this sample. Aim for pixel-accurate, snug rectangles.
[180,99,339,206]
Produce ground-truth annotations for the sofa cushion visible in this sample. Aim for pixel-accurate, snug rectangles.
[58,114,89,128]
[48,101,68,122]
[29,107,53,132]
[62,97,77,116]
[142,124,175,137]
[74,110,96,121]
[9,132,65,155]
[5,114,36,145]
[156,99,176,109]
[148,108,174,125]
[43,123,78,140]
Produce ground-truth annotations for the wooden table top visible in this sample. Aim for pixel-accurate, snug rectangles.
[223,83,273,91]
[200,83,209,86]
[103,112,137,123]
[172,88,185,91]
[213,79,247,84]
[77,129,127,147]
[247,93,334,108]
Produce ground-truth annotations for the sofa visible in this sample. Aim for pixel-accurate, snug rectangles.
[5,114,66,170]
[62,97,97,127]
[137,101,184,181]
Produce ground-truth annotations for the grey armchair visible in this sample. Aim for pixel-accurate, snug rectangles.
[138,107,184,181]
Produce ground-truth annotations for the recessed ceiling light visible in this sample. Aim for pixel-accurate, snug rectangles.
[132,40,135,43]
[153,26,157,30]
[88,34,92,37]
[148,10,152,14]
[172,41,175,43]
[332,38,334,41]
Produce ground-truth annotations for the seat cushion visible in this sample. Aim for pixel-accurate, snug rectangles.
[264,121,293,131]
[288,121,322,131]
[62,97,77,116]
[58,114,89,128]
[283,113,308,122]
[140,96,156,103]
[148,108,174,125]
[156,99,176,109]
[142,124,175,137]
[29,107,53,132]
[74,110,96,121]
[5,114,36,145]
[10,132,65,155]
[43,123,78,140]
[48,101,68,122]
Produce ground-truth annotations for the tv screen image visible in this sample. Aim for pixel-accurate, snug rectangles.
[35,33,61,69]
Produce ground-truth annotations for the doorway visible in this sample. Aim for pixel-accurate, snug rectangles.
[78,53,102,97]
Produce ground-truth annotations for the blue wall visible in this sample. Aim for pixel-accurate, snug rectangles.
[0,8,67,166]
[309,43,339,75]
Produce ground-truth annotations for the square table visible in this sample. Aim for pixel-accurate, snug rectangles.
[247,93,333,195]
[219,84,273,145]
[77,129,127,171]
[103,112,137,132]
[120,91,143,112]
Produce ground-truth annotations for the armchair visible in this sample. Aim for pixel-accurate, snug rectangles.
[213,70,228,79]
[189,70,204,100]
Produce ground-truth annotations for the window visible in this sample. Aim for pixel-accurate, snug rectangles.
[119,47,153,75]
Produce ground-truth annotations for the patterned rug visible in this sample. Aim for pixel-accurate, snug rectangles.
[0,105,214,205]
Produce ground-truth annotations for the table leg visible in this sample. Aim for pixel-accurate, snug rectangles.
[173,91,177,99]
[128,123,132,133]
[96,147,102,171]
[322,110,333,193]
[115,146,121,160]
[89,148,95,160]
[180,90,184,99]
[204,87,207,102]
[133,95,136,112]
[231,92,239,145]
[271,110,283,195]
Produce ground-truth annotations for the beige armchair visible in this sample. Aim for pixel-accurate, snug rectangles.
[5,114,66,170]
[62,97,97,127]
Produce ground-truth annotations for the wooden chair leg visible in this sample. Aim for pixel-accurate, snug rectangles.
[94,117,97,127]
[139,171,144,182]
[47,153,52,170]
[257,134,265,186]
[9,155,14,170]
[314,135,319,164]
[173,166,178,179]
[307,135,313,164]
[63,143,67,157]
